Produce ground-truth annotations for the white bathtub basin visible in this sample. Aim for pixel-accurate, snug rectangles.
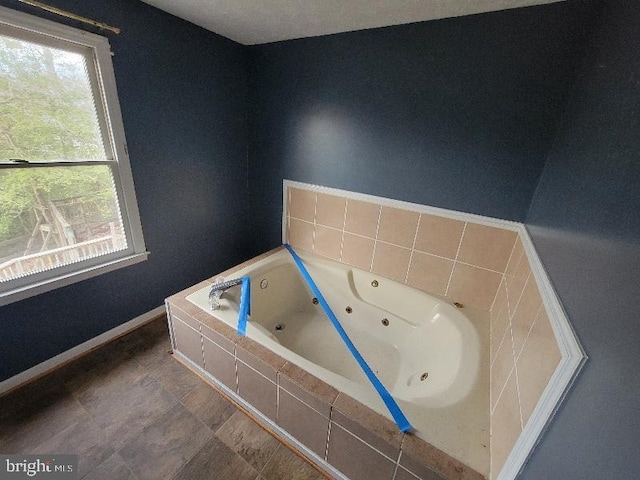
[187,248,480,409]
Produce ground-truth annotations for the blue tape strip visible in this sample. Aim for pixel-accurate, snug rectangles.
[237,276,251,336]
[284,244,412,433]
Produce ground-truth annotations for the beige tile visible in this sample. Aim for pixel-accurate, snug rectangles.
[288,188,316,221]
[288,218,314,252]
[169,298,204,327]
[236,337,286,382]
[332,393,403,455]
[371,242,411,283]
[511,276,543,357]
[341,233,375,271]
[200,322,235,354]
[504,236,525,279]
[490,305,510,366]
[172,319,203,368]
[401,435,485,480]
[447,263,502,311]
[490,325,514,413]
[332,393,403,458]
[377,206,420,248]
[504,240,532,319]
[406,251,454,296]
[344,199,380,238]
[327,423,396,480]
[490,374,522,478]
[491,278,508,331]
[313,225,342,260]
[516,308,561,427]
[457,223,517,273]
[202,337,236,391]
[414,214,465,259]
[195,312,242,349]
[505,271,530,320]
[315,192,346,229]
[279,362,339,418]
[395,464,445,480]
[277,389,329,458]
[236,362,277,420]
[394,466,444,480]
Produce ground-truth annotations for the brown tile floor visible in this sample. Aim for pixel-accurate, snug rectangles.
[0,317,328,480]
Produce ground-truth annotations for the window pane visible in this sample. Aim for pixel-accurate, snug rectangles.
[0,34,106,162]
[0,165,126,281]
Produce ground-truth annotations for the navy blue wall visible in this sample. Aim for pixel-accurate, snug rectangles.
[0,0,248,380]
[246,2,598,253]
[524,1,640,478]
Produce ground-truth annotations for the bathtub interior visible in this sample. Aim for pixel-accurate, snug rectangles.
[186,248,490,474]
[187,249,479,401]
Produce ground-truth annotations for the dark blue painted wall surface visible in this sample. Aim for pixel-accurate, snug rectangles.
[524,1,640,478]
[0,0,249,380]
[246,2,598,253]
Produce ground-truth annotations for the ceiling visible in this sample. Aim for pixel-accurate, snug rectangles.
[141,0,564,45]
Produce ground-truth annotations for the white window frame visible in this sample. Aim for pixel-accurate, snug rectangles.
[0,6,148,306]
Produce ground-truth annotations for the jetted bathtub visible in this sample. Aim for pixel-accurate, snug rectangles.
[184,247,489,474]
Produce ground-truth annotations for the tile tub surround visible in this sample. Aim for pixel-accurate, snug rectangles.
[489,238,562,478]
[165,262,486,480]
[285,186,517,312]
[283,182,575,480]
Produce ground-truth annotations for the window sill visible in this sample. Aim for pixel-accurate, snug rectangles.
[0,252,149,307]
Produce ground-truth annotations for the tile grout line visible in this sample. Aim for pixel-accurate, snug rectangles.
[404,213,422,285]
[489,307,510,370]
[503,316,521,425]
[276,375,281,426]
[391,446,403,480]
[509,270,533,321]
[198,324,206,373]
[490,235,519,313]
[444,222,467,297]
[514,303,544,365]
[325,406,333,462]
[512,335,525,430]
[489,278,506,335]
[369,205,383,272]
[490,362,516,417]
[233,345,239,396]
[311,192,318,254]
[339,199,348,263]
[490,313,517,415]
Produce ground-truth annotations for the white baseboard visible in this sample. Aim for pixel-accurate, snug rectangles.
[0,305,166,396]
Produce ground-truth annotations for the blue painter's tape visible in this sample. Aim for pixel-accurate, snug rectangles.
[237,276,251,336]
[284,244,412,433]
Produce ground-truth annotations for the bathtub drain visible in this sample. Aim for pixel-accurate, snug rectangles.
[275,324,284,331]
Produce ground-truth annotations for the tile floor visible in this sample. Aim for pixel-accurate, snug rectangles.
[0,317,328,480]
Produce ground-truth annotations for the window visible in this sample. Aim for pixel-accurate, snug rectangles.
[0,7,147,305]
